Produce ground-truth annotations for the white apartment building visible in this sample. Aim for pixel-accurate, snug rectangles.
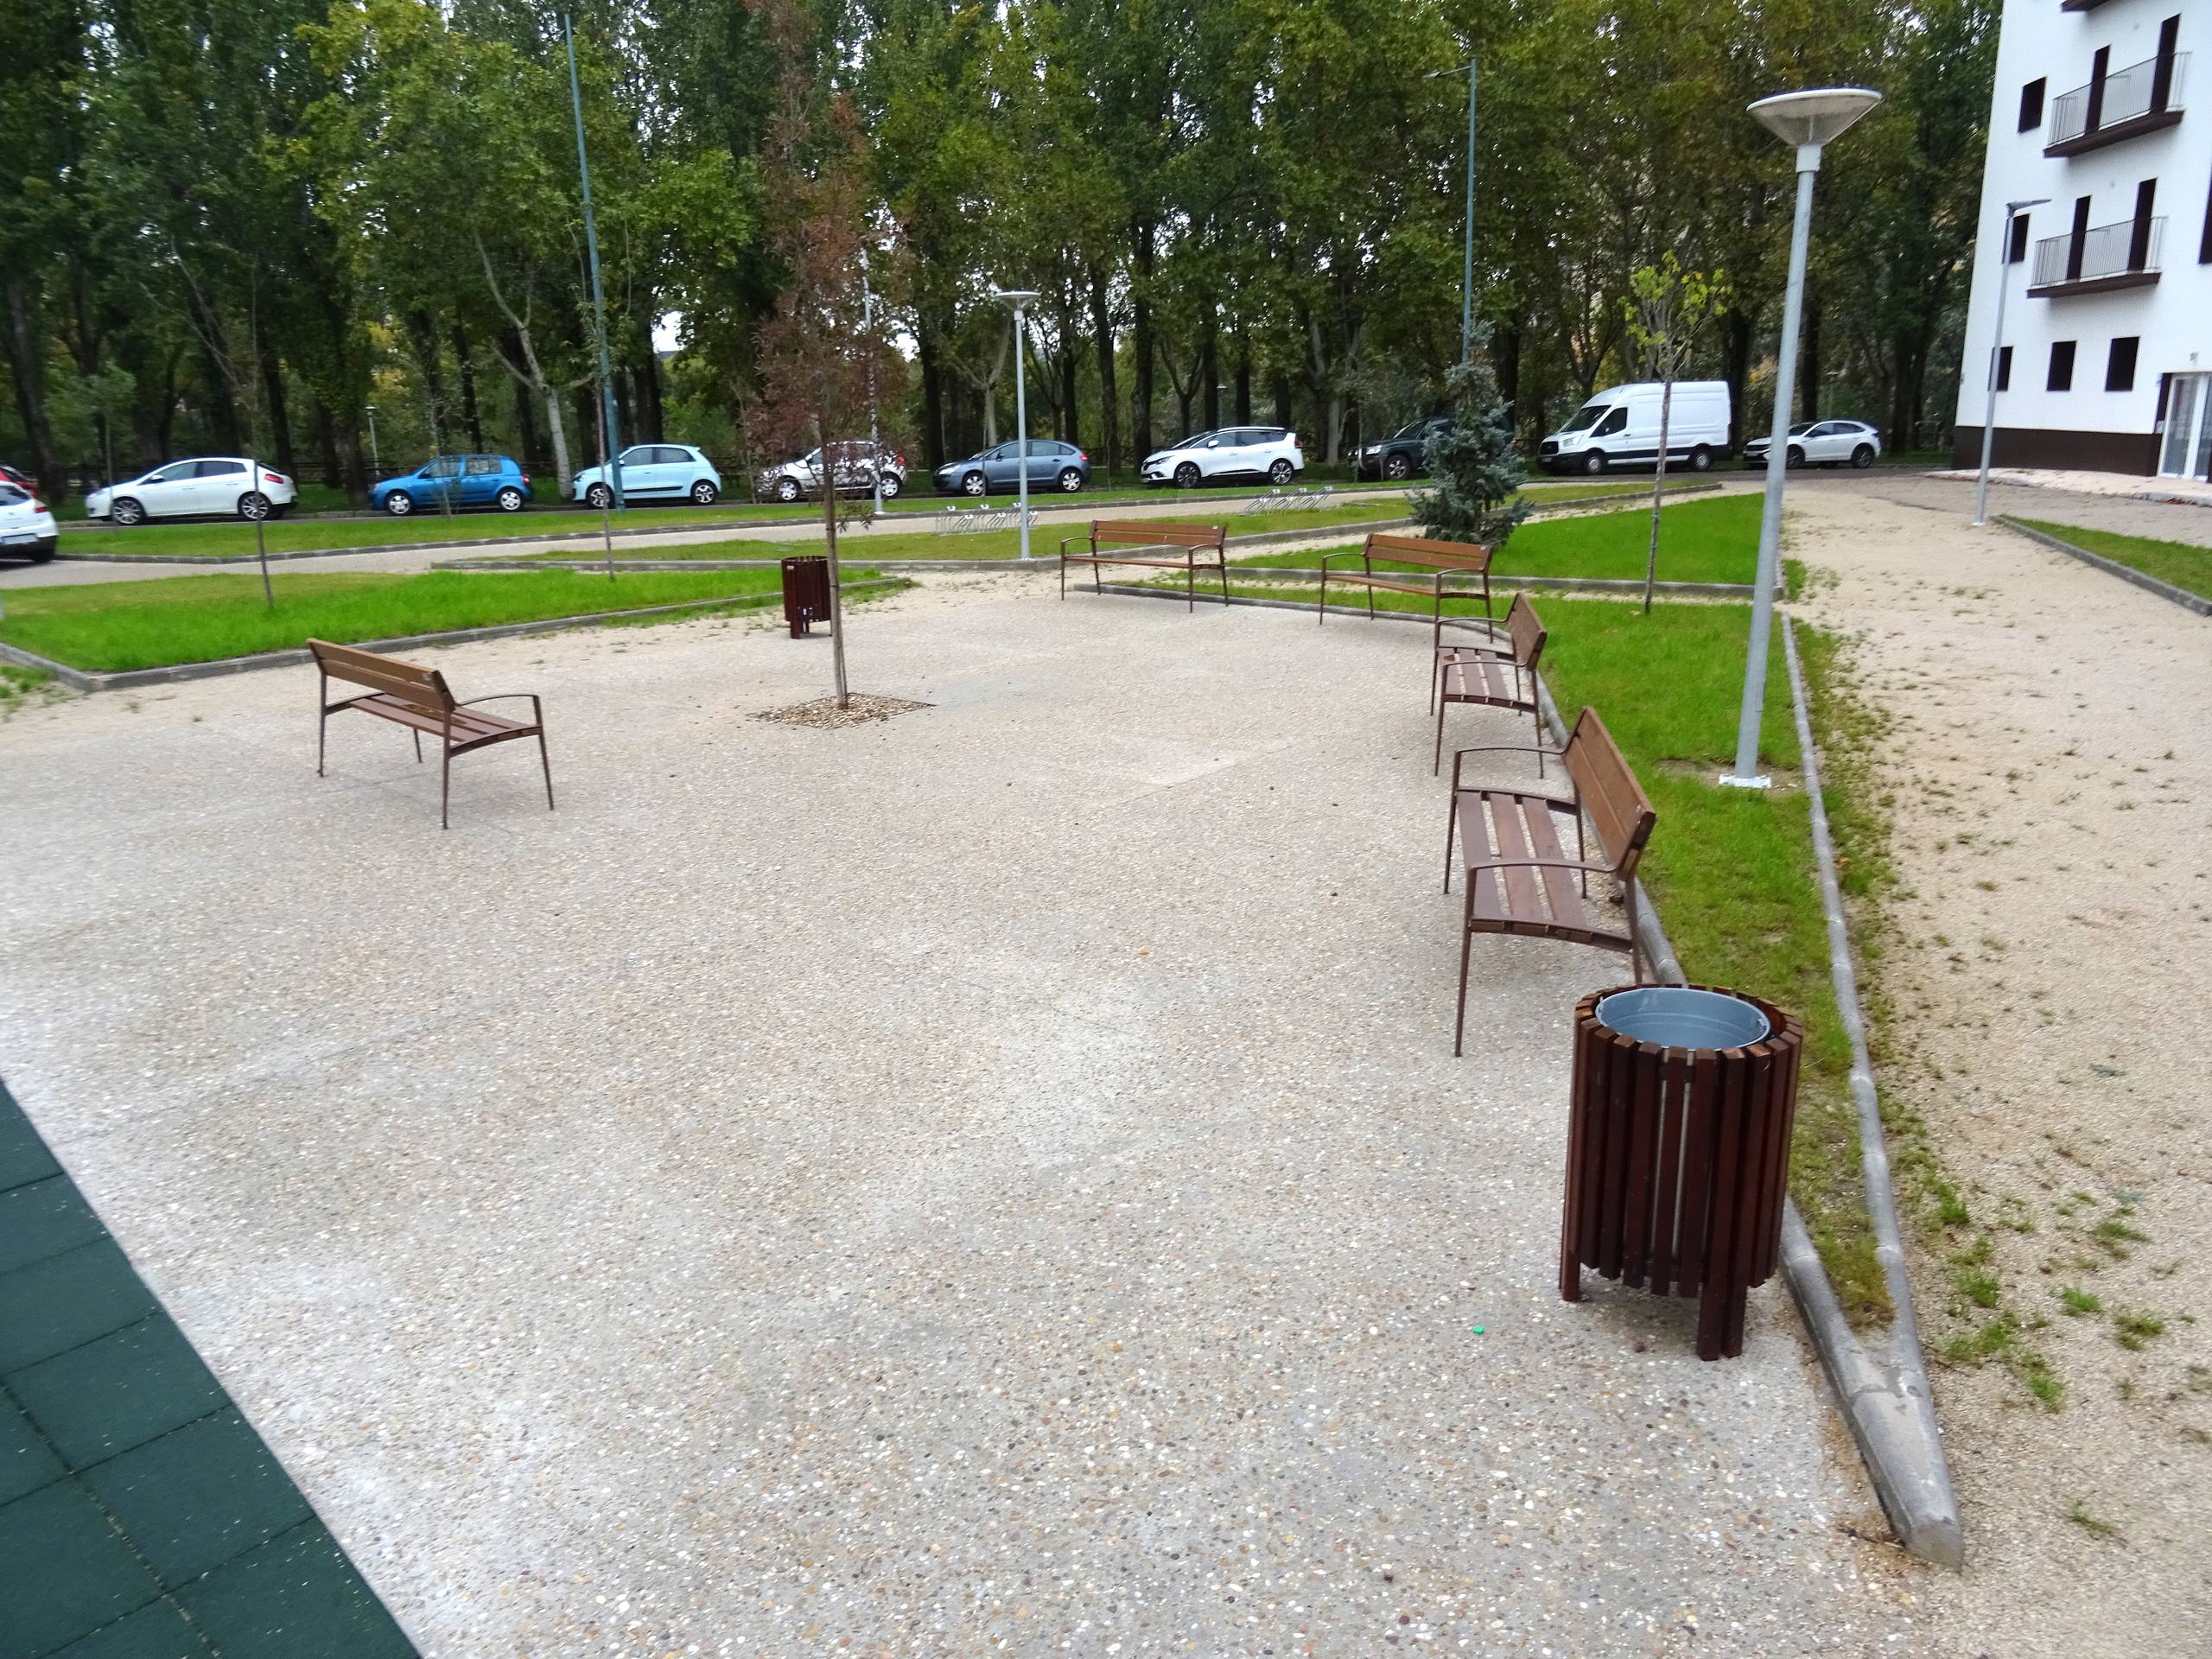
[1955,1,2209,478]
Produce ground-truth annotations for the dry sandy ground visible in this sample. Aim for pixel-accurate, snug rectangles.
[1792,478,2212,1656]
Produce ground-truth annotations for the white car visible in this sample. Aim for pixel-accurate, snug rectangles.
[1744,419,1882,470]
[84,458,298,524]
[0,479,57,562]
[573,443,724,510]
[1141,425,1305,488]
[756,442,906,503]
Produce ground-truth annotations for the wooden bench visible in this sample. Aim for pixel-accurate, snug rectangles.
[1316,531,1494,658]
[309,639,553,830]
[1433,593,1549,774]
[1059,519,1229,611]
[1443,706,1656,1054]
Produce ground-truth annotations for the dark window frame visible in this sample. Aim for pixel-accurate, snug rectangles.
[1996,346,2013,393]
[2019,78,2046,131]
[2107,336,2140,392]
[2048,340,2077,393]
[2008,213,2031,264]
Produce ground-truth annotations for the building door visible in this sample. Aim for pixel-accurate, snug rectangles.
[2161,374,2212,480]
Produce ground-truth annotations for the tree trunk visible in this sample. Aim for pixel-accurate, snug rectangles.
[1200,305,1219,431]
[258,341,296,477]
[1089,266,1118,479]
[199,331,244,455]
[919,321,947,469]
[1272,372,1293,428]
[1058,302,1079,448]
[451,325,484,451]
[1801,287,1821,421]
[543,384,574,489]
[1,271,66,503]
[1131,217,1156,462]
[1497,323,1522,430]
[1723,311,1752,451]
[312,397,341,487]
[636,320,665,442]
[817,410,849,708]
[1234,324,1251,424]
[506,327,549,477]
[613,369,634,452]
[1646,375,1672,614]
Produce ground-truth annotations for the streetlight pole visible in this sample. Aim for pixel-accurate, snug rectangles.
[863,251,882,517]
[1723,87,1882,790]
[565,12,623,515]
[992,288,1041,560]
[1974,197,2048,527]
[364,404,381,478]
[1461,58,1477,365]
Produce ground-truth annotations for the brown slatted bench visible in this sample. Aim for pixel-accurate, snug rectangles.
[1317,531,1495,657]
[1443,705,1656,1054]
[309,638,553,830]
[1059,519,1230,611]
[1433,592,1549,774]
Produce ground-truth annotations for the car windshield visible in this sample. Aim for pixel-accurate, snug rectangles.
[1558,403,1609,434]
[1389,420,1432,441]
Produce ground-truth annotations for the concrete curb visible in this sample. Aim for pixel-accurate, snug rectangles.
[0,579,906,694]
[1085,581,1962,1565]
[1995,515,2212,618]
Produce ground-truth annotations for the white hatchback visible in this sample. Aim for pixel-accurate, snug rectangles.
[0,479,57,562]
[1743,419,1882,470]
[84,458,299,524]
[1141,426,1304,488]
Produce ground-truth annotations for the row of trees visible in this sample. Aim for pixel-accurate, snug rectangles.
[0,0,1997,505]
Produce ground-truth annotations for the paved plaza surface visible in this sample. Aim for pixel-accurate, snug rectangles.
[0,576,1914,1656]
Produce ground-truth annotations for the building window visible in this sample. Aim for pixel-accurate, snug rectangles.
[1996,346,2013,392]
[2019,79,2045,131]
[2008,214,2031,263]
[2201,168,2212,264]
[2049,340,2077,392]
[2107,338,2139,392]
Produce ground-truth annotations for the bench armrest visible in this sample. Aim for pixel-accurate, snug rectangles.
[456,692,544,722]
[1450,741,1567,797]
[1316,547,1370,569]
[1057,534,1090,556]
[1464,852,1621,879]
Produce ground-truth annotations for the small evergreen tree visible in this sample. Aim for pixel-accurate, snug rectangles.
[1409,326,1529,550]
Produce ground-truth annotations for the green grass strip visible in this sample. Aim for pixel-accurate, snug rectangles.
[2014,518,2212,602]
[0,567,880,672]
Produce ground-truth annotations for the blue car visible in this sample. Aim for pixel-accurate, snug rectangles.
[371,454,532,517]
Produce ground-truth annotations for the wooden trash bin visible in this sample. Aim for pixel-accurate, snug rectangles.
[1561,984,1802,1360]
[781,555,832,638]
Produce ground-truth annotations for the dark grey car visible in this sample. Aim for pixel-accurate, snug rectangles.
[932,440,1090,496]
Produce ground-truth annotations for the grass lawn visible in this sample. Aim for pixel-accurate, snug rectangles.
[2015,518,2212,602]
[0,567,887,673]
[1139,571,1885,1319]
[1233,493,1762,585]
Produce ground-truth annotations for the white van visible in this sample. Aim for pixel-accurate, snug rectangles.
[1538,382,1732,475]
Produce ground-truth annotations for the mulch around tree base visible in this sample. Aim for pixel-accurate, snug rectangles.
[753,692,931,730]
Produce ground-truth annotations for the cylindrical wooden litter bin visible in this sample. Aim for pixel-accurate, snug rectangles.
[1560,983,1802,1360]
[781,555,832,638]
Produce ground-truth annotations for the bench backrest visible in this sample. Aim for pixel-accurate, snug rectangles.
[1092,518,1224,550]
[1365,531,1493,574]
[1506,593,1547,671]
[308,638,454,715]
[1561,705,1656,879]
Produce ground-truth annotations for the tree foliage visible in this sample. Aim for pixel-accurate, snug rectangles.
[1408,327,1528,551]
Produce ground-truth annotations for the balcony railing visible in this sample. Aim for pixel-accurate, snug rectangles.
[2048,51,2187,150]
[2030,216,2164,294]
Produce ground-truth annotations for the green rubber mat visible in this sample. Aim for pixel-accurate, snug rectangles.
[0,1079,418,1658]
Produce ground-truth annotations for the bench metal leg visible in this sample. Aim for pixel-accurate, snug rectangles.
[1453,894,1476,1057]
[1317,568,1326,624]
[1443,792,1459,893]
[412,730,423,764]
[441,744,451,831]
[1433,690,1449,776]
[1217,559,1230,606]
[1058,558,1065,601]
[1185,560,1195,613]
[538,728,555,811]
[316,671,327,778]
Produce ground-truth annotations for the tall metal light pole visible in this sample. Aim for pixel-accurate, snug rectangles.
[1722,87,1882,790]
[364,404,381,477]
[992,287,1041,559]
[863,251,883,516]
[1973,196,2049,527]
[565,13,623,514]
[1461,58,1477,365]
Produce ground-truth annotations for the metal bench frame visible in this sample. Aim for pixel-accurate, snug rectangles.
[1058,519,1230,611]
[1316,531,1495,662]
[1433,593,1549,774]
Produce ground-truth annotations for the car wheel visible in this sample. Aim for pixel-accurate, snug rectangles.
[877,473,901,499]
[1174,462,1201,488]
[961,471,986,497]
[690,480,720,506]
[237,492,271,520]
[110,497,144,526]
[1268,459,1295,485]
[1582,450,1607,475]
[495,486,526,512]
[1785,447,1805,469]
[1688,445,1713,473]
[384,491,414,518]
[1383,453,1412,481]
[1057,467,1084,493]
[586,482,614,510]
[1852,444,1875,469]
[774,477,802,503]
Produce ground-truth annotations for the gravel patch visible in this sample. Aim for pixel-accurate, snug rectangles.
[754,691,932,729]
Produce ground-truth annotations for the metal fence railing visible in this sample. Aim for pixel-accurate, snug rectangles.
[2031,216,2164,288]
[2049,50,2187,145]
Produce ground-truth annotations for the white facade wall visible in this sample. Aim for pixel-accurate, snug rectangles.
[1955,0,2211,474]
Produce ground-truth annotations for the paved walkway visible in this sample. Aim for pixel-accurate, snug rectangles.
[0,575,1912,1656]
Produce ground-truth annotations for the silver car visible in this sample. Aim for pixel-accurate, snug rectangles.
[1744,419,1882,470]
[757,441,906,503]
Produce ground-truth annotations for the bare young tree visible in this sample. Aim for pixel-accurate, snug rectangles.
[1624,254,1729,613]
[745,0,907,708]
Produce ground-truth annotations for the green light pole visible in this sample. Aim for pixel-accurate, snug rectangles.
[565,12,623,515]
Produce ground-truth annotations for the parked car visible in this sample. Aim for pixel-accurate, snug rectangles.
[573,443,723,510]
[0,479,57,562]
[84,458,299,524]
[1141,426,1303,488]
[1744,418,1882,470]
[931,440,1090,497]
[759,441,908,503]
[370,454,531,517]
[1356,416,1454,481]
[0,462,35,493]
[1538,382,1732,474]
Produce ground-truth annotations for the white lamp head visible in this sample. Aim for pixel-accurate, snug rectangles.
[990,287,1042,309]
[1749,87,1882,149]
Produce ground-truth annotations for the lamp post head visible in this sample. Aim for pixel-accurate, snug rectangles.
[1749,87,1882,151]
[2006,195,2050,215]
[990,287,1041,311]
